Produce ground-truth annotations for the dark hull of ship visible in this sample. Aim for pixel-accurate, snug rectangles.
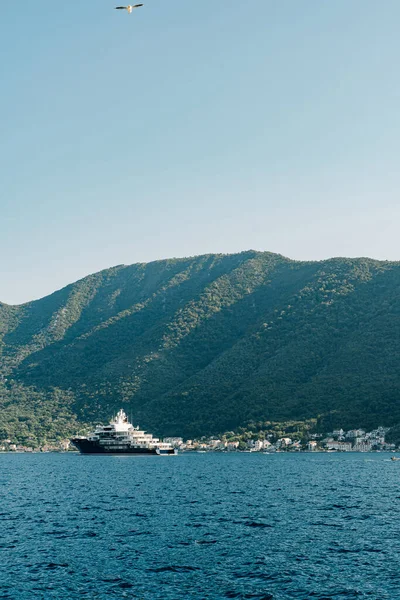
[71,439,177,455]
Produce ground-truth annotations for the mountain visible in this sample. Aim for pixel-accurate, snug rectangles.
[1,251,400,443]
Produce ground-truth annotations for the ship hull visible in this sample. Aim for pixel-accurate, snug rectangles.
[71,438,177,455]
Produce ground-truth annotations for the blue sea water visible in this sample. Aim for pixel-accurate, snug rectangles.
[1,452,400,600]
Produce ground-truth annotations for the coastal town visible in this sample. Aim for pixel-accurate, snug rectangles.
[0,425,398,453]
[165,425,398,453]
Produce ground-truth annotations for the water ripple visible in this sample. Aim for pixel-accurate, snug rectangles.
[1,453,400,599]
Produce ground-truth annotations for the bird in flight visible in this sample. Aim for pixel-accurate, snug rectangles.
[115,4,144,13]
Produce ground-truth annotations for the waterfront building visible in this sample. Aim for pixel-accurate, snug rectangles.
[352,442,372,452]
[326,441,352,452]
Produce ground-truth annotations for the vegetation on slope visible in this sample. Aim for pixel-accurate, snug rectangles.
[0,251,399,443]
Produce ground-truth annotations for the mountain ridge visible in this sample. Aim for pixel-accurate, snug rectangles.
[3,250,397,309]
[1,251,399,443]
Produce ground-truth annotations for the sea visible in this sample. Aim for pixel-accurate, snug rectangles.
[1,452,399,600]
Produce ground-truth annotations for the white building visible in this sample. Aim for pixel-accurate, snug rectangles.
[352,442,372,452]
[209,439,222,448]
[332,429,345,438]
[226,441,240,450]
[164,437,183,447]
[326,441,352,452]
[346,429,366,439]
[276,437,292,448]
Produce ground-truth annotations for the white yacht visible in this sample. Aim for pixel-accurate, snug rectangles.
[71,409,177,455]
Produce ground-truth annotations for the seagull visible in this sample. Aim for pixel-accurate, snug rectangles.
[115,4,144,13]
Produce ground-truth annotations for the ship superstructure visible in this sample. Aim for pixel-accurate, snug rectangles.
[71,409,177,455]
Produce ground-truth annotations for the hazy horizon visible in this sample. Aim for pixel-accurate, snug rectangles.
[2,0,399,305]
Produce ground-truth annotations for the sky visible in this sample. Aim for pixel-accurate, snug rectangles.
[1,0,399,305]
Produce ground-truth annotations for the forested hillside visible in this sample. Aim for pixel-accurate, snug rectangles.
[1,251,399,444]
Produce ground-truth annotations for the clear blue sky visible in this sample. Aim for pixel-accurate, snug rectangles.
[1,0,399,305]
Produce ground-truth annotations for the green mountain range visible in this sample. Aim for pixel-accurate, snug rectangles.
[1,251,399,444]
